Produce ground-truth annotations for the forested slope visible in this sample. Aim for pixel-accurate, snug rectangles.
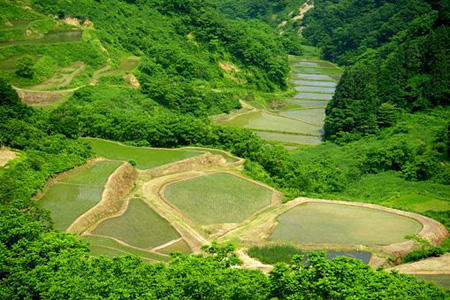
[0,0,450,298]
[35,0,291,115]
[303,0,449,141]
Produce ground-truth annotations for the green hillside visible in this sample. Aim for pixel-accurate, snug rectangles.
[0,0,449,298]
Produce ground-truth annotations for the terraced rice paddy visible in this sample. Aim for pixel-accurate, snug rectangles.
[291,80,336,87]
[0,30,82,47]
[164,173,273,224]
[85,138,203,169]
[97,56,141,77]
[285,99,329,108]
[156,239,192,255]
[93,198,182,249]
[39,161,121,230]
[248,245,372,265]
[294,86,335,93]
[269,202,422,245]
[0,54,40,70]
[293,74,336,81]
[83,235,170,261]
[413,274,450,290]
[255,131,321,145]
[280,109,326,126]
[218,111,321,136]
[214,52,340,147]
[294,93,333,100]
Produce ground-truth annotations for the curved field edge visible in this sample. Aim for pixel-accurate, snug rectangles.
[92,198,182,249]
[84,137,244,169]
[162,172,275,225]
[217,198,449,260]
[269,202,423,245]
[36,159,125,231]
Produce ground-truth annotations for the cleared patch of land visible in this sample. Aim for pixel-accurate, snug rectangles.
[164,172,273,224]
[269,202,422,245]
[0,148,16,167]
[93,198,181,249]
[85,138,203,169]
[39,183,104,231]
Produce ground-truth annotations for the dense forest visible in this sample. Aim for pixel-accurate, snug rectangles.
[303,0,450,142]
[1,0,450,298]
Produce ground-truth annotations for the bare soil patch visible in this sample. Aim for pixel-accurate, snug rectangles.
[0,148,16,167]
[16,88,72,105]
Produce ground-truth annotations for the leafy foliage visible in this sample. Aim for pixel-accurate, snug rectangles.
[304,0,450,142]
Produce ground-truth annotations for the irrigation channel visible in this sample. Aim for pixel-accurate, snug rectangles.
[215,55,341,148]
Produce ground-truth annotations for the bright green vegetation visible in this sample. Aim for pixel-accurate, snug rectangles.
[381,193,450,213]
[0,2,107,88]
[270,203,422,245]
[39,183,103,231]
[157,239,192,255]
[305,0,450,143]
[217,111,320,136]
[93,198,181,249]
[85,138,203,169]
[1,0,450,297]
[83,235,169,261]
[61,160,121,186]
[248,245,372,265]
[165,173,272,224]
[414,274,450,290]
